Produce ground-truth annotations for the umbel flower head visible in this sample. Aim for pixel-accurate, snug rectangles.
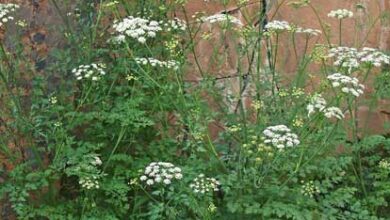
[328,47,359,69]
[323,107,344,120]
[111,16,187,44]
[263,125,300,150]
[295,27,322,36]
[162,18,187,31]
[328,47,390,69]
[328,9,353,19]
[327,73,364,97]
[66,154,104,190]
[0,3,19,27]
[72,63,106,81]
[264,20,291,32]
[190,174,220,194]
[140,162,182,186]
[357,47,390,67]
[112,16,162,44]
[198,14,243,26]
[307,94,327,116]
[134,57,180,70]
[301,180,320,198]
[307,94,344,120]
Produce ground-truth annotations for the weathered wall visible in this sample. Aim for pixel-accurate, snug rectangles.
[179,0,390,135]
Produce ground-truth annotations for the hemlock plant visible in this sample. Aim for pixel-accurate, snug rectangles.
[0,1,389,219]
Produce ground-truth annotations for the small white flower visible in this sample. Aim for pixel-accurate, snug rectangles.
[140,175,147,181]
[91,156,102,166]
[155,176,162,183]
[163,179,171,185]
[146,179,154,185]
[137,37,146,44]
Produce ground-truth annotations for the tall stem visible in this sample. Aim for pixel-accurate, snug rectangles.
[339,20,342,46]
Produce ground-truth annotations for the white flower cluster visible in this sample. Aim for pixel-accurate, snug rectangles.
[327,9,353,19]
[323,107,344,119]
[112,16,162,44]
[72,63,106,81]
[307,95,344,119]
[79,176,100,190]
[296,27,321,36]
[327,73,364,97]
[264,20,291,32]
[135,57,179,70]
[357,47,390,67]
[301,180,320,198]
[0,3,19,27]
[307,94,327,116]
[140,162,183,186]
[379,159,390,170]
[199,14,243,26]
[263,125,300,150]
[163,18,187,31]
[79,155,103,190]
[190,174,220,194]
[91,156,103,166]
[328,47,359,69]
[328,47,390,69]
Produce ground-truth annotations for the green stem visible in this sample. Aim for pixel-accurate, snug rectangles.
[103,126,126,171]
[339,20,342,46]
